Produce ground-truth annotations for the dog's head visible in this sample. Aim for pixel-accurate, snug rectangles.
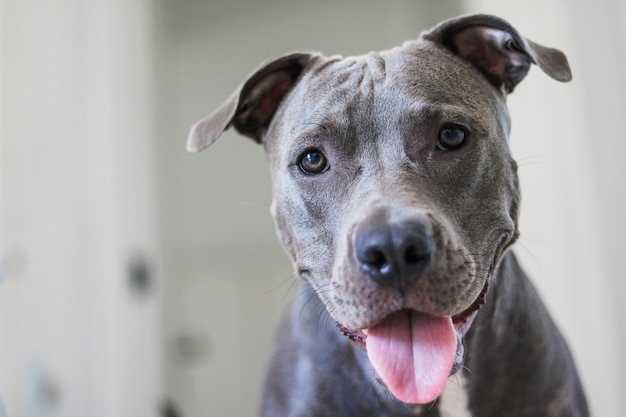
[188,14,571,405]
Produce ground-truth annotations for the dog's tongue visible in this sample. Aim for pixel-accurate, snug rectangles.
[366,310,456,404]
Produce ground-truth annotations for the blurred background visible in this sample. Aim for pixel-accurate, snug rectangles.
[1,0,624,416]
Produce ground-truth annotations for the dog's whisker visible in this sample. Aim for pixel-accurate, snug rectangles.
[264,274,297,297]
[515,154,549,168]
[514,239,542,268]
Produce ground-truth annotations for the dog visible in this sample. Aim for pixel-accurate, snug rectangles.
[187,14,589,417]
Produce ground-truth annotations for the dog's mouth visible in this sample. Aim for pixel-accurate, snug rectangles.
[336,280,488,405]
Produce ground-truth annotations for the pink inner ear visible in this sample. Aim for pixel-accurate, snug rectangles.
[451,27,530,93]
[252,74,294,126]
[240,69,297,133]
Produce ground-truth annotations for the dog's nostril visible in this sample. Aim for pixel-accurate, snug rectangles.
[404,243,432,267]
[362,248,390,274]
[404,244,423,266]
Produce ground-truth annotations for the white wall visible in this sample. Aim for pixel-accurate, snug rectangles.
[462,1,626,416]
[0,1,162,416]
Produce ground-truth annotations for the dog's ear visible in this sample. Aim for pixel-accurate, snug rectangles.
[187,53,314,152]
[423,14,572,94]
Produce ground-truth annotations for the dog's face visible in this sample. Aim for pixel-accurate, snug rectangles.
[263,44,520,404]
[188,14,571,405]
[266,42,518,331]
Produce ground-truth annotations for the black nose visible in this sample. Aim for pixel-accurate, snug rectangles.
[355,217,433,291]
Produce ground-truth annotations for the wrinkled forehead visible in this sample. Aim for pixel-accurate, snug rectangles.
[382,41,506,111]
[266,40,508,150]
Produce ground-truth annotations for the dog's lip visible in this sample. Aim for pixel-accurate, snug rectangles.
[336,312,471,353]
[451,277,489,325]
[337,322,368,350]
[336,278,489,352]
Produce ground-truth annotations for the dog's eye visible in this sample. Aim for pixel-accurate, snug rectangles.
[298,149,329,174]
[437,125,467,151]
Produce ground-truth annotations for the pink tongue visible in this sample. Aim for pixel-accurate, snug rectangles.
[366,310,456,404]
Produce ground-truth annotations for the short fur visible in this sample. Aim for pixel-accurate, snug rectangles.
[188,14,588,417]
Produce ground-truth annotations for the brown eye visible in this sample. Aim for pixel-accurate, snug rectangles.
[298,149,329,174]
[437,124,467,151]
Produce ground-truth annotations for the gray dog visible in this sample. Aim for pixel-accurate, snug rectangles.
[188,14,589,417]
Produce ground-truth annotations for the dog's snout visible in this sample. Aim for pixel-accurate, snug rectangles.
[355,218,433,291]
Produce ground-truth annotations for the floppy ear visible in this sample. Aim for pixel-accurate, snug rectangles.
[423,14,572,94]
[187,53,314,152]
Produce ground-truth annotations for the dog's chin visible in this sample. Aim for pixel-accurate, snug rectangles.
[335,279,488,402]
